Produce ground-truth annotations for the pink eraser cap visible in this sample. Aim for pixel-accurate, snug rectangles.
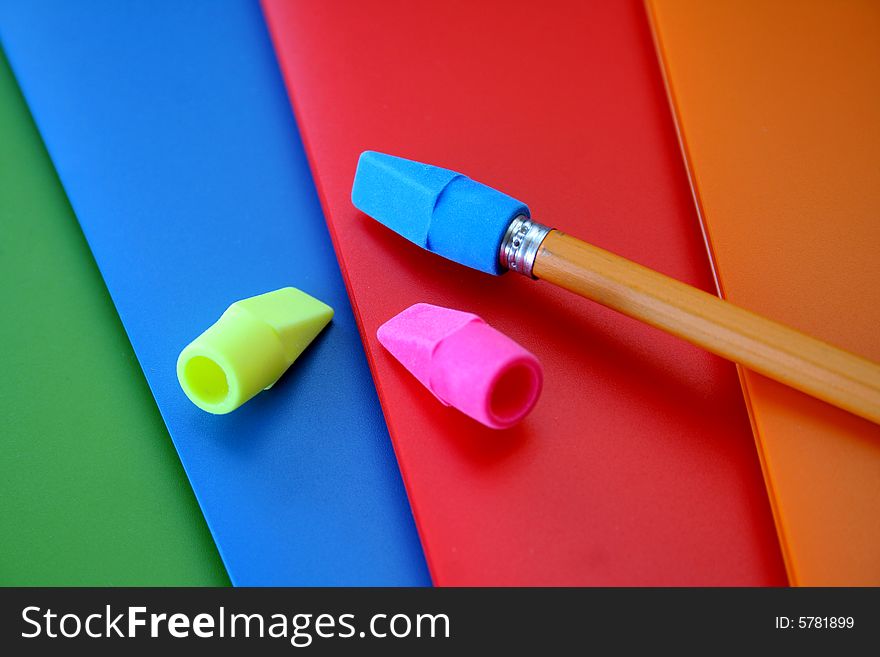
[376,303,543,429]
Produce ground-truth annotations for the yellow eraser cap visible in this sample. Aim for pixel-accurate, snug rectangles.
[176,287,334,414]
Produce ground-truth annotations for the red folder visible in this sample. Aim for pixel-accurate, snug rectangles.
[262,0,785,584]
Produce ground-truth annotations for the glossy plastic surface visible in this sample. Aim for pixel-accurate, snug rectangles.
[648,0,880,585]
[0,0,429,585]
[263,0,786,584]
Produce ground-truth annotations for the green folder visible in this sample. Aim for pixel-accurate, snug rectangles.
[0,48,228,585]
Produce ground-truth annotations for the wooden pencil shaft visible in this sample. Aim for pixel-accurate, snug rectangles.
[532,230,880,425]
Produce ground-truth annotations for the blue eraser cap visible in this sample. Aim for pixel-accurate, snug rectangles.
[352,151,529,275]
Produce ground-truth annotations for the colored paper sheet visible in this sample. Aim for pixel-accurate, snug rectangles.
[262,0,786,584]
[0,0,429,585]
[0,47,227,586]
[646,0,880,585]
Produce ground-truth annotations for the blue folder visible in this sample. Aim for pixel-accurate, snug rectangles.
[0,0,430,585]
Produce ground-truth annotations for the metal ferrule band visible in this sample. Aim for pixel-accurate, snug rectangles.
[499,216,552,278]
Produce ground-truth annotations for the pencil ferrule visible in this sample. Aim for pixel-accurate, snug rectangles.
[500,216,551,278]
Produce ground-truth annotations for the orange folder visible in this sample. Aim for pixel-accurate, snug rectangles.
[646,0,880,584]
